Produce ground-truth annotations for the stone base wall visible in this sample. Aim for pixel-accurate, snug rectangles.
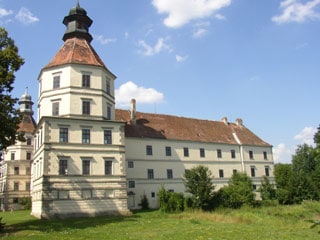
[31,175,130,219]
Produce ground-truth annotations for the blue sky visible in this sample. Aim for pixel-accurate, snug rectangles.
[0,0,319,163]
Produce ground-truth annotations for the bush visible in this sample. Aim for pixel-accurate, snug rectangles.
[0,217,5,233]
[138,194,149,210]
[18,197,31,210]
[158,185,184,213]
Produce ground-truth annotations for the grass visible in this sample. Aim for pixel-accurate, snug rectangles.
[0,201,320,239]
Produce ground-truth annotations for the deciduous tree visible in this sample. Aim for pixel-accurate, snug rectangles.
[0,27,25,149]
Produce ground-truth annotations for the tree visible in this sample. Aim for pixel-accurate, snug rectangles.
[183,165,215,210]
[274,163,294,204]
[259,176,276,201]
[0,27,25,149]
[218,172,255,208]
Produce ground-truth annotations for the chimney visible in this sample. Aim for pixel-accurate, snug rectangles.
[221,117,228,125]
[235,118,243,126]
[130,99,136,125]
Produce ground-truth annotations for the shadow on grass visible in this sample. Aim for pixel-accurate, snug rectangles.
[2,212,141,236]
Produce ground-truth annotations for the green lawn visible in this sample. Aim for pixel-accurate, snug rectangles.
[1,201,320,239]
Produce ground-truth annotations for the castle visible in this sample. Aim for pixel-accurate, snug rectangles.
[0,3,274,218]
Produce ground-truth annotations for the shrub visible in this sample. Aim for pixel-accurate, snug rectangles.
[0,217,5,232]
[138,194,149,210]
[18,197,32,210]
[158,185,184,213]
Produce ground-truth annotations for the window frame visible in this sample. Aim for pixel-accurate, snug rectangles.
[59,127,69,143]
[183,147,189,157]
[53,75,60,89]
[146,145,153,156]
[82,100,91,115]
[167,169,173,179]
[217,149,222,158]
[104,130,112,144]
[52,101,59,116]
[82,129,91,144]
[250,166,256,177]
[82,74,90,88]
[165,146,172,156]
[59,159,68,175]
[82,159,91,175]
[200,148,205,158]
[147,169,154,179]
[231,149,236,159]
[104,160,113,175]
[219,169,224,178]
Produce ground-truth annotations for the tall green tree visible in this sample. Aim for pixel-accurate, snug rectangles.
[259,176,276,201]
[0,27,25,149]
[183,165,215,210]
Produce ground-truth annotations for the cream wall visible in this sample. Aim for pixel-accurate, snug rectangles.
[125,137,274,209]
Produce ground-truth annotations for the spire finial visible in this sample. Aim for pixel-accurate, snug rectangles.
[25,87,29,95]
[76,0,80,8]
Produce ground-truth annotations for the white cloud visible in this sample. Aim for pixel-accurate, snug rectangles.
[273,143,293,163]
[152,0,231,28]
[15,7,39,24]
[272,0,320,24]
[215,13,226,20]
[193,28,208,38]
[138,38,171,56]
[94,34,117,45]
[0,8,13,17]
[115,81,164,107]
[294,126,317,145]
[175,54,188,62]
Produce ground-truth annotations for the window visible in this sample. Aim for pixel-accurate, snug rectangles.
[219,169,224,178]
[82,74,90,87]
[104,130,112,144]
[26,152,31,160]
[151,192,156,198]
[26,138,32,145]
[52,102,59,116]
[167,169,173,179]
[265,166,270,177]
[82,160,90,175]
[165,146,172,156]
[183,147,189,157]
[231,150,236,159]
[107,105,111,120]
[250,166,256,177]
[105,160,112,175]
[217,149,222,158]
[14,182,19,191]
[11,152,15,160]
[59,127,68,143]
[14,167,19,175]
[82,100,90,115]
[200,148,205,158]
[59,159,68,175]
[146,145,153,155]
[147,169,154,179]
[233,169,237,175]
[128,161,134,168]
[252,184,257,191]
[249,151,254,160]
[263,151,268,160]
[25,182,30,191]
[53,75,60,89]
[82,129,90,144]
[106,78,110,94]
[128,180,135,188]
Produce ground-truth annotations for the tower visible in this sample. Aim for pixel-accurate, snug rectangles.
[0,90,36,210]
[31,3,129,219]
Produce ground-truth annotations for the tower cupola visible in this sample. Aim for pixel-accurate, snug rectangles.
[62,1,93,42]
[19,88,34,115]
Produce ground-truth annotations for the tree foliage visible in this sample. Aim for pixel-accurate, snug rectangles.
[158,185,184,213]
[183,165,215,210]
[0,27,25,149]
[274,126,320,204]
[217,172,256,208]
[259,176,276,201]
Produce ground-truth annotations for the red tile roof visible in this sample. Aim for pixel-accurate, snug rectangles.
[18,114,36,133]
[115,109,271,147]
[43,37,107,69]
